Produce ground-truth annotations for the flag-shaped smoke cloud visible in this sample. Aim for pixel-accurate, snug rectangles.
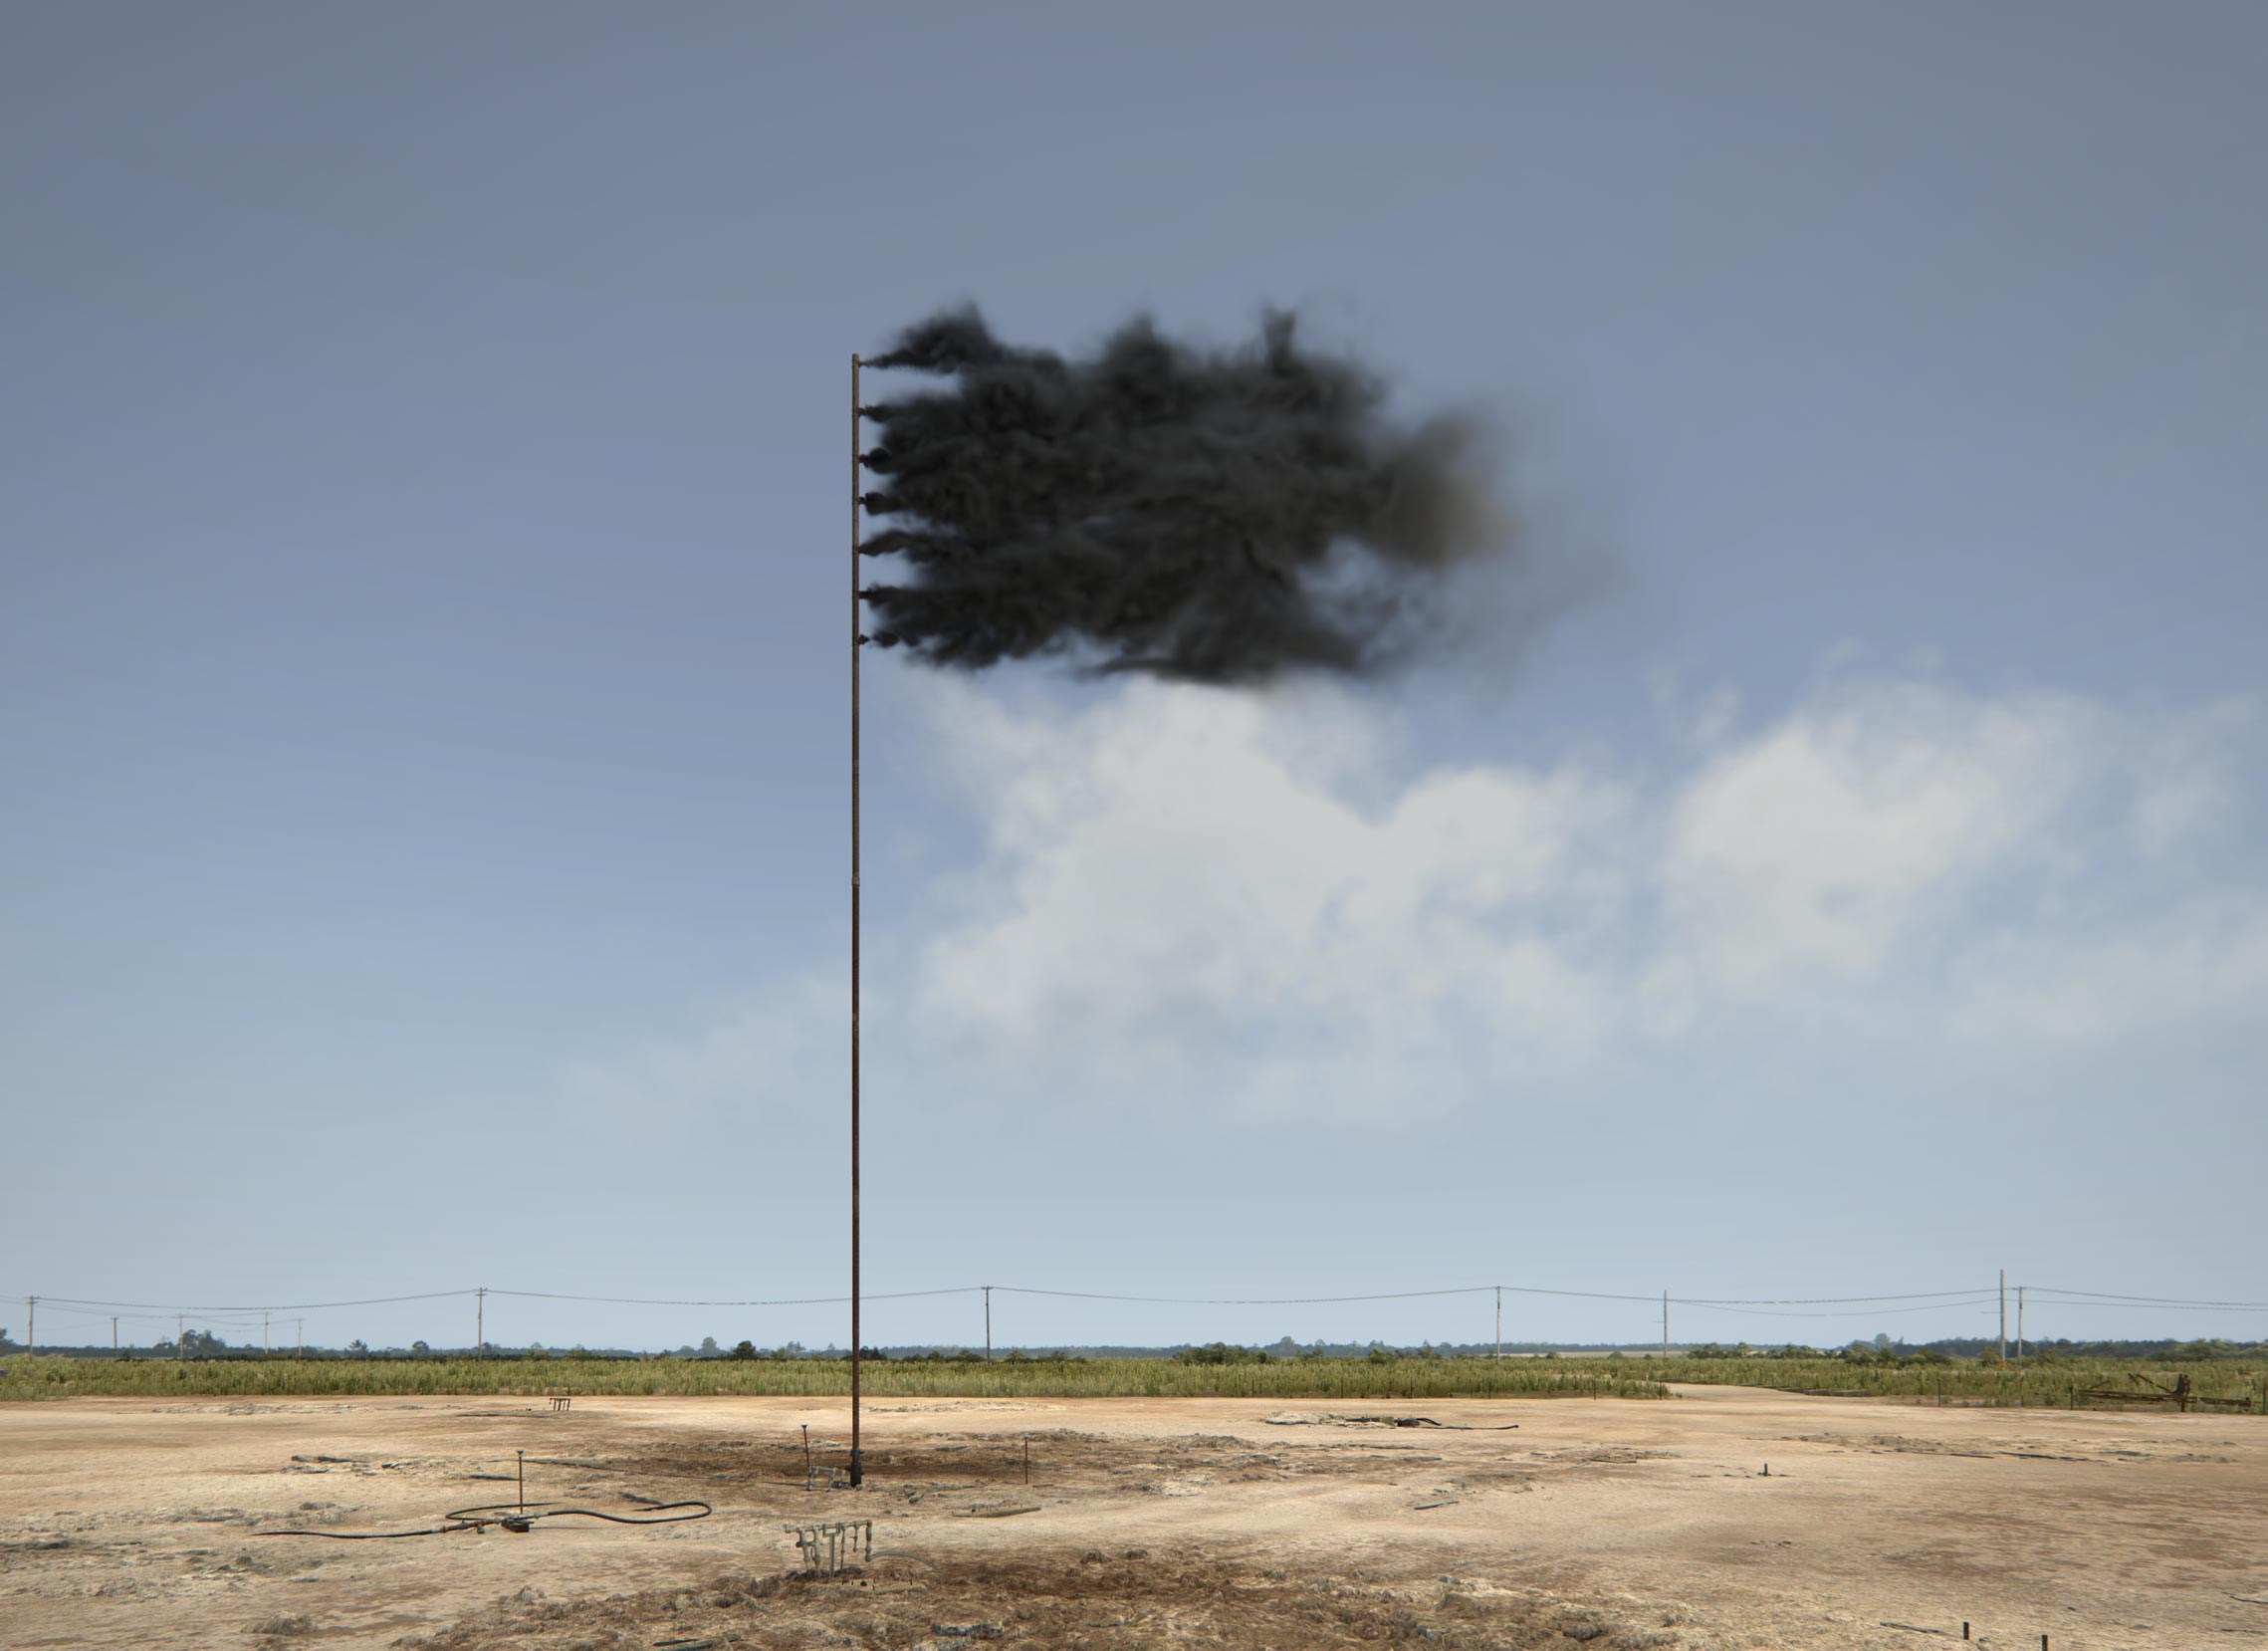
[858,309,1511,682]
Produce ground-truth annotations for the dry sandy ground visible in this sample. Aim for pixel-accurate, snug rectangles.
[1,1386,2261,1650]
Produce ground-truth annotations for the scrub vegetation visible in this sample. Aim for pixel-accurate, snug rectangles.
[4,1344,2263,1409]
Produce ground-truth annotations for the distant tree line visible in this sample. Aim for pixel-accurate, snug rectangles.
[6,1328,2256,1363]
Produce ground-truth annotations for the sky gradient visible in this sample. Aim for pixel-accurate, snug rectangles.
[4,3,2264,1355]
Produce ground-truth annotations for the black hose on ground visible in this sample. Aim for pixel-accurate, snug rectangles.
[258,1500,711,1539]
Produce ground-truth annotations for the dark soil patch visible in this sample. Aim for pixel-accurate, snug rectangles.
[392,1550,1683,1650]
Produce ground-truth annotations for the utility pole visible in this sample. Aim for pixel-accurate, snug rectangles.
[175,1312,184,1357]
[2016,1286,2025,1359]
[23,1296,32,1355]
[1998,1270,2006,1363]
[112,1316,118,1352]
[1494,1286,1502,1360]
[296,1318,305,1358]
[983,1287,993,1361]
[476,1287,486,1355]
[1662,1290,1670,1357]
[263,1310,271,1354]
[848,351,866,1489]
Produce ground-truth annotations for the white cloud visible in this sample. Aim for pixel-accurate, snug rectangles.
[1949,895,2268,1054]
[2126,699,2251,859]
[903,672,2260,1120]
[565,973,841,1130]
[1652,681,2103,997]
[575,672,2262,1130]
[910,679,1629,1120]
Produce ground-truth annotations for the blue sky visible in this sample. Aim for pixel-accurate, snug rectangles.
[4,3,2264,1355]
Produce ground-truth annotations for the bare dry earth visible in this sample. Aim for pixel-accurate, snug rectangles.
[1,1386,2261,1650]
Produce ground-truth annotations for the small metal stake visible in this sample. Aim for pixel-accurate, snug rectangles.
[517,1449,525,1515]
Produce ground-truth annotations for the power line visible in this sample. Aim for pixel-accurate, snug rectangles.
[998,1285,1498,1307]
[30,1302,268,1330]
[1678,1289,1989,1305]
[487,1287,978,1308]
[26,1290,476,1313]
[2025,1287,2268,1309]
[1503,1286,1675,1305]
[7,1279,2260,1330]
[1678,1296,1999,1320]
[2016,1297,2268,1314]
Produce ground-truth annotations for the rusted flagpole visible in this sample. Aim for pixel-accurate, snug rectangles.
[850,352,865,1488]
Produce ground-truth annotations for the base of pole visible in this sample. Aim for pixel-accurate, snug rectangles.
[847,1449,863,1489]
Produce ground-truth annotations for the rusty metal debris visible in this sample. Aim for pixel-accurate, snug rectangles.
[786,1518,872,1575]
[2076,1371,2256,1412]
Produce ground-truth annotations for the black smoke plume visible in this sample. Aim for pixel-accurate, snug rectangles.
[857,309,1508,683]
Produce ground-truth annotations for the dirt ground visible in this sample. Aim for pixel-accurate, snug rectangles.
[1,1386,2261,1650]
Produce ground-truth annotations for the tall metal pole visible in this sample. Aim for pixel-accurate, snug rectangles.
[1494,1286,1502,1360]
[476,1287,486,1355]
[264,1309,271,1354]
[24,1296,32,1355]
[984,1287,992,1361]
[1997,1270,2006,1362]
[1662,1290,1669,1356]
[849,352,865,1489]
[2016,1285,2024,1360]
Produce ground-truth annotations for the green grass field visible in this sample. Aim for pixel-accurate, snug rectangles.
[1648,1352,2266,1409]
[4,1351,2263,1409]
[0,1352,1661,1403]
